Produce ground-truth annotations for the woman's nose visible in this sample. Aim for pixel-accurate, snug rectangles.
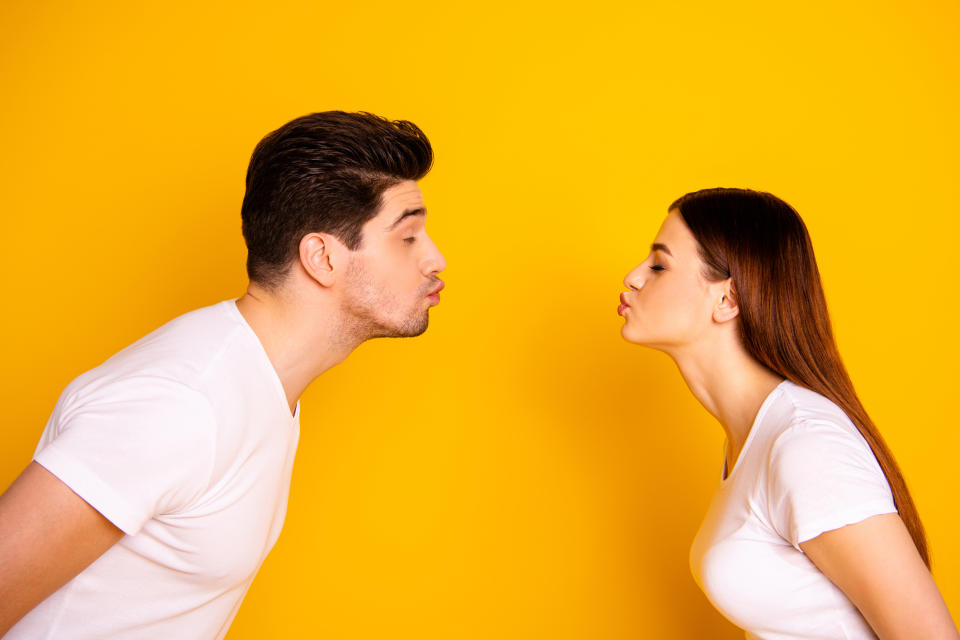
[623,264,645,291]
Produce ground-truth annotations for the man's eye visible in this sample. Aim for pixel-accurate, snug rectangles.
[650,265,665,272]
[403,237,416,244]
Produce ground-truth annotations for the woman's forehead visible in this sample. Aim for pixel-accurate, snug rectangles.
[653,210,697,257]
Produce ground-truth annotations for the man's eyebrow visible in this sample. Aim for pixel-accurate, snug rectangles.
[651,243,673,257]
[387,207,426,231]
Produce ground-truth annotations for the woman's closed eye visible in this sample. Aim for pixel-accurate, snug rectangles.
[650,264,665,272]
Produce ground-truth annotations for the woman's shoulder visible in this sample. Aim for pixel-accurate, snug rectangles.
[760,381,884,487]
[765,380,860,439]
[752,380,880,480]
[758,382,896,548]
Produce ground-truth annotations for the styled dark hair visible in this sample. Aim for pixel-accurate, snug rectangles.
[670,187,929,567]
[240,111,433,289]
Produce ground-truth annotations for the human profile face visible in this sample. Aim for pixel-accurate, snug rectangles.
[619,210,725,352]
[340,180,446,338]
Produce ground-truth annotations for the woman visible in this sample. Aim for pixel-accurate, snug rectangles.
[618,188,958,638]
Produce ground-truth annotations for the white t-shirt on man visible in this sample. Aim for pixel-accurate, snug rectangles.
[689,380,897,639]
[7,300,300,640]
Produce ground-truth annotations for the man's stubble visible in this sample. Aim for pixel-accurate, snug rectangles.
[340,257,431,341]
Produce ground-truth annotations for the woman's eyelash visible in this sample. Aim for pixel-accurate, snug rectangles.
[403,237,416,244]
[650,264,665,272]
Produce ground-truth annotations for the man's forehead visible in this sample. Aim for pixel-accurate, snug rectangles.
[371,180,426,231]
[380,180,424,210]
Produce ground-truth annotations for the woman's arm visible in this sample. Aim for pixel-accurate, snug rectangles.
[800,512,958,639]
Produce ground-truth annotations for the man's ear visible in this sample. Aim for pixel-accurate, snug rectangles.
[299,233,341,287]
[712,280,740,324]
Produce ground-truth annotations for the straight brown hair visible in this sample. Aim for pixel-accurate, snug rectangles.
[671,187,929,567]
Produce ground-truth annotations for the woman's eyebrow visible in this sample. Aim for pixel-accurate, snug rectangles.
[651,243,673,257]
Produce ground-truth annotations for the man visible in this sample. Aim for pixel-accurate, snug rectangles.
[0,111,446,638]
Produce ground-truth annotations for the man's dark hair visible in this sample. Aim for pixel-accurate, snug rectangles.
[240,111,433,289]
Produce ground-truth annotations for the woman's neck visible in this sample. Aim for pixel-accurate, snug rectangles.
[670,336,784,473]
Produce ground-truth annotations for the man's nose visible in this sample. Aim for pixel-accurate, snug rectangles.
[422,236,446,275]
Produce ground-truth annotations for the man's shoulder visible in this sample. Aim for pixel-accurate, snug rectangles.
[66,300,249,401]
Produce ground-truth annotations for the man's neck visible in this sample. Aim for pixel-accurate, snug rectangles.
[235,285,360,415]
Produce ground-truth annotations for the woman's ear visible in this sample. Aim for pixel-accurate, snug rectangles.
[712,281,739,323]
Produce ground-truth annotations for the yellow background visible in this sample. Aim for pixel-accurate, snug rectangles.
[2,1,958,637]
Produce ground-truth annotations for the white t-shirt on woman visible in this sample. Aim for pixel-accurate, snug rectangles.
[689,380,897,639]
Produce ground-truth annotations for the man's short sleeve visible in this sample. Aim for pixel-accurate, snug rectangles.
[766,420,897,550]
[34,376,217,535]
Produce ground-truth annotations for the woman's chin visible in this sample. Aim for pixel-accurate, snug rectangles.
[621,326,672,355]
[620,323,646,345]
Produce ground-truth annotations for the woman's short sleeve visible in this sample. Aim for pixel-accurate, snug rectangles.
[766,420,897,550]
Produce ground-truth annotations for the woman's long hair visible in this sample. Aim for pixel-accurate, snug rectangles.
[671,187,929,567]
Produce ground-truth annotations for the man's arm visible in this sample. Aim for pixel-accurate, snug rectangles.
[0,462,124,636]
[801,512,959,639]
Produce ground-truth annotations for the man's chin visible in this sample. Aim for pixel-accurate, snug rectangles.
[368,312,430,339]
[398,313,430,338]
